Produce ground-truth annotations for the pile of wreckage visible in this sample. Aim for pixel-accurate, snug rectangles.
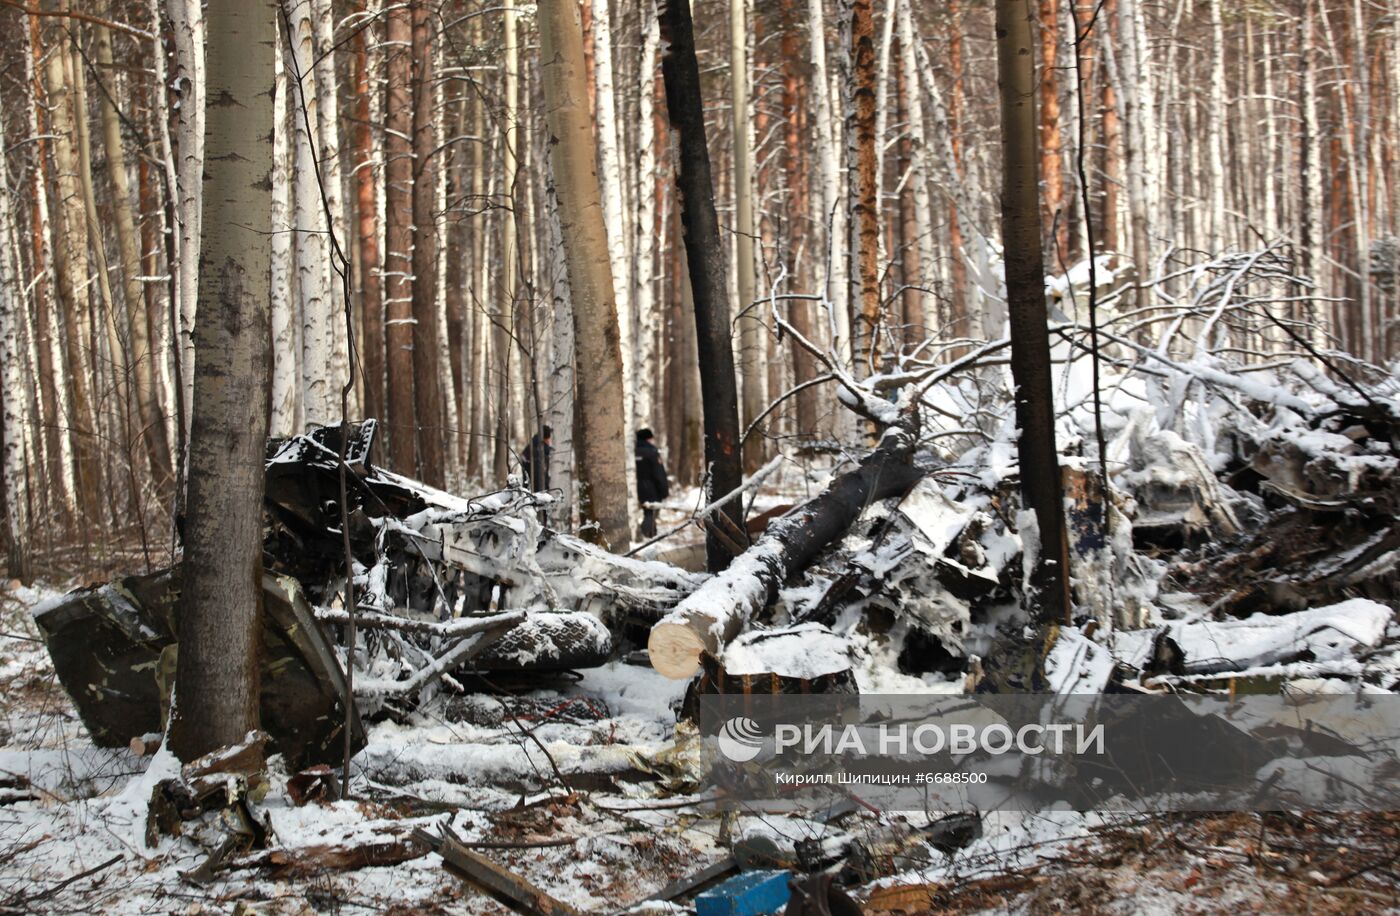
[35,384,1400,759]
[25,375,1400,904]
[36,421,704,768]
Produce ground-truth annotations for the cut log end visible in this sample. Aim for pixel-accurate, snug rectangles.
[648,622,708,680]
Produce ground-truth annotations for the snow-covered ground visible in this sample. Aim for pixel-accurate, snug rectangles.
[4,574,1399,913]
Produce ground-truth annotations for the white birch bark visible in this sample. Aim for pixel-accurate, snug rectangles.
[270,28,298,436]
[24,27,75,511]
[168,0,204,440]
[1207,0,1226,249]
[546,178,576,531]
[0,125,29,558]
[590,0,635,432]
[148,0,179,455]
[873,0,896,268]
[1261,31,1278,239]
[1301,0,1327,347]
[730,0,763,464]
[496,0,519,479]
[809,0,851,365]
[634,15,660,432]
[1116,0,1154,308]
[433,37,458,483]
[311,0,353,407]
[896,0,936,335]
[287,0,336,425]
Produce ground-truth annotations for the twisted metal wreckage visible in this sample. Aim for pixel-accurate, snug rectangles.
[31,245,1400,778]
[35,421,702,765]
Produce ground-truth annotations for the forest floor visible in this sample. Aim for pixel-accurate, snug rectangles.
[2,577,1399,914]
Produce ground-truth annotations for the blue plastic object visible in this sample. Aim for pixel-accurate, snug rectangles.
[694,869,793,916]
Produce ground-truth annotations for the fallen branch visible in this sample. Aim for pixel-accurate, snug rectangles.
[239,836,428,878]
[314,607,524,638]
[3,854,122,909]
[356,611,525,698]
[626,454,785,557]
[648,428,924,679]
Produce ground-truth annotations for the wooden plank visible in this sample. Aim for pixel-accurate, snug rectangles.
[435,834,581,916]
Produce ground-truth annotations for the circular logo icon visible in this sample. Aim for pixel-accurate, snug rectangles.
[717,716,765,762]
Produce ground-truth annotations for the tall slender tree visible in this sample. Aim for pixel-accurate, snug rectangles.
[850,0,881,373]
[383,1,417,473]
[410,0,445,484]
[659,0,746,571]
[731,0,764,470]
[995,0,1071,624]
[537,0,632,551]
[170,0,274,761]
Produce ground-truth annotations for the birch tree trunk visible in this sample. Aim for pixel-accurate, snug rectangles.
[312,0,351,406]
[634,16,660,434]
[807,0,848,366]
[546,177,576,531]
[1206,0,1227,249]
[25,17,75,517]
[537,0,633,551]
[730,0,764,469]
[169,0,273,763]
[1300,0,1328,347]
[897,0,936,338]
[168,0,205,445]
[287,0,336,426]
[590,0,637,523]
[493,0,520,482]
[1115,0,1154,311]
[148,0,180,462]
[0,109,30,580]
[270,24,298,436]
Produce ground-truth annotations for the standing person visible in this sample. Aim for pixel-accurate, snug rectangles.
[635,428,669,537]
[521,426,553,491]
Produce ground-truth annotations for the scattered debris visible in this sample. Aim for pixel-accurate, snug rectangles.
[649,429,925,680]
[35,569,362,768]
[239,834,429,878]
[285,764,340,806]
[146,731,272,848]
[416,824,581,916]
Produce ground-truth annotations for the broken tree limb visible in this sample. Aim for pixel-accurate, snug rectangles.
[648,429,924,679]
[627,454,784,557]
[314,607,523,638]
[357,610,525,698]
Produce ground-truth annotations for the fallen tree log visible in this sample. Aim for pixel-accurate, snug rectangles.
[648,429,924,679]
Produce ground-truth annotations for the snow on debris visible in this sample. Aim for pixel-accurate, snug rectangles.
[721,623,853,678]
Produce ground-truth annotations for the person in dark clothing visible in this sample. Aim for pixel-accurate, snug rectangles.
[635,428,669,537]
[521,426,553,491]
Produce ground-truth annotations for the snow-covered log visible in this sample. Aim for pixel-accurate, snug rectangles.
[648,429,924,679]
